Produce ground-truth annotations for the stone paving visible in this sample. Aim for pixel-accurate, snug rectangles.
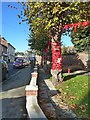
[38,68,81,120]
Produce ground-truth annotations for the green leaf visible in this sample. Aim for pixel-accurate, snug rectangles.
[54,17,58,22]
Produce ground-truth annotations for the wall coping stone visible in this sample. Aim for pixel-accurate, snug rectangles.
[25,66,47,120]
[30,77,37,86]
[25,85,38,91]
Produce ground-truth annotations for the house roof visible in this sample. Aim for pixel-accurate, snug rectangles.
[8,43,16,49]
[1,37,8,47]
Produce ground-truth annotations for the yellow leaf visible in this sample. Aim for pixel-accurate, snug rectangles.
[53,7,58,14]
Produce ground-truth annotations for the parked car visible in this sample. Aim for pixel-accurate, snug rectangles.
[23,60,30,66]
[27,60,31,65]
[22,59,28,66]
[0,60,8,81]
[13,58,25,68]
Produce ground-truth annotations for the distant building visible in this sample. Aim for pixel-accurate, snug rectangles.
[67,46,76,53]
[0,37,8,61]
[8,43,16,62]
[61,46,76,55]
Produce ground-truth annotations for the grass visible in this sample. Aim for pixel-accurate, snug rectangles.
[54,74,90,119]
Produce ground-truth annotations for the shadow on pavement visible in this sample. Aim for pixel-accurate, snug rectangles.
[2,96,27,119]
[2,66,32,92]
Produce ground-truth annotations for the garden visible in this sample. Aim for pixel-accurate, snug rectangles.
[55,74,89,119]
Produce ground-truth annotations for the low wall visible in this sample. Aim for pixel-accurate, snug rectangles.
[62,53,90,72]
[77,52,90,70]
[25,65,47,119]
[36,53,90,73]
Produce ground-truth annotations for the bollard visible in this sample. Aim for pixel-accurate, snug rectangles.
[68,68,70,74]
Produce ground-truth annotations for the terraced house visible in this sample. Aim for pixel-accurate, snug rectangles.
[0,37,16,62]
[8,43,15,62]
[0,37,8,61]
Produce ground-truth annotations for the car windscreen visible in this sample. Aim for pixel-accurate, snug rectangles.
[16,59,23,63]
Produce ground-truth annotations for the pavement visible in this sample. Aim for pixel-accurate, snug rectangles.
[38,67,82,120]
[1,65,32,119]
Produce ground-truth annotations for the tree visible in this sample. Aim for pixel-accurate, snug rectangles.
[28,27,50,66]
[28,28,49,56]
[19,1,90,81]
[71,26,90,52]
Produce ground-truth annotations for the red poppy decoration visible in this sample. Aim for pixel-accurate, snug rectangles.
[45,48,48,53]
[51,41,62,70]
[44,41,51,60]
[64,21,90,32]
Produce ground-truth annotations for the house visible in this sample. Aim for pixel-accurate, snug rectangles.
[67,46,76,53]
[0,37,8,61]
[8,43,16,62]
[0,42,2,60]
[0,37,16,62]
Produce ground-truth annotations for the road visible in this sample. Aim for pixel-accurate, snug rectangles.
[7,62,21,78]
[0,64,32,119]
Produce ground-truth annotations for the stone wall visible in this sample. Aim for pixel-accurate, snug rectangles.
[62,52,90,72]
[77,52,90,70]
[36,52,90,72]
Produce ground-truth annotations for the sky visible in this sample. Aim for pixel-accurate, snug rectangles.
[1,2,73,52]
